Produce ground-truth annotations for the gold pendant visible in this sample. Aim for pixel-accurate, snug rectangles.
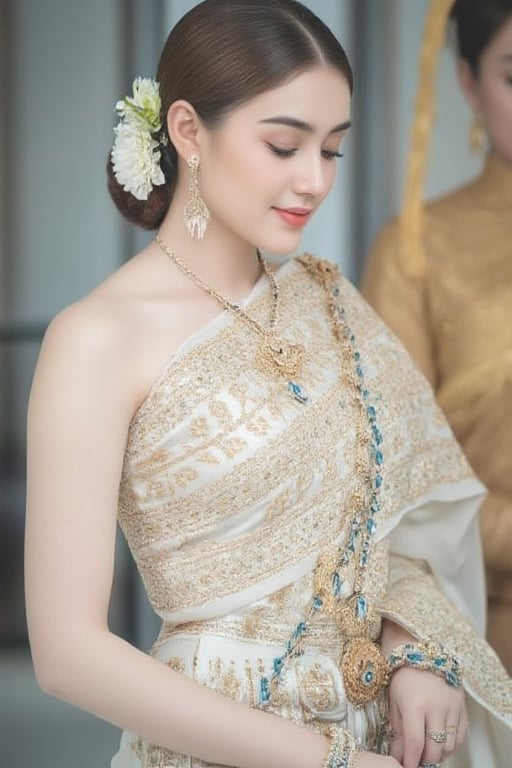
[256,333,305,378]
[313,550,339,612]
[335,593,380,638]
[340,637,390,708]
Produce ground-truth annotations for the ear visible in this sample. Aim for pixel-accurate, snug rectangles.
[166,99,205,161]
[457,58,481,112]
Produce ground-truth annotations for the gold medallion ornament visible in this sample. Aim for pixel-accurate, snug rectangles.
[256,333,305,379]
[155,235,307,389]
[341,637,390,708]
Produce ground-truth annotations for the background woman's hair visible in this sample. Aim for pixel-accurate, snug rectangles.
[107,0,352,230]
[450,0,512,74]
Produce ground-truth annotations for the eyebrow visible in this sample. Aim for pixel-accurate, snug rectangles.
[259,116,351,133]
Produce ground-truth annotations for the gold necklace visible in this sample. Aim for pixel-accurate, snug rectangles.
[155,236,307,390]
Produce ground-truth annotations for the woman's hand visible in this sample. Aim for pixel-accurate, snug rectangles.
[379,619,467,768]
[388,666,467,768]
[358,754,404,768]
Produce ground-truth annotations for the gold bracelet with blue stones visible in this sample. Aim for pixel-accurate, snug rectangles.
[387,640,462,687]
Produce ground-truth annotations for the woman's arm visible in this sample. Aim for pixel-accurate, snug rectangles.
[25,301,398,768]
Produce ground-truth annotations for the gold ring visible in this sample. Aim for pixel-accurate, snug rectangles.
[426,728,448,744]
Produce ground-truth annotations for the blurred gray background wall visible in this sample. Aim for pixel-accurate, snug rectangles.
[0,1,481,765]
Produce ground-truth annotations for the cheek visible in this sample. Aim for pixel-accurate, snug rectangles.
[211,143,281,195]
[481,83,512,127]
[326,163,338,194]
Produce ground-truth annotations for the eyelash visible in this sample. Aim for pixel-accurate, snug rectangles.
[266,143,344,160]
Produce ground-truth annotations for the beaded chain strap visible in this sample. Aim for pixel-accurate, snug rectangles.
[258,256,389,710]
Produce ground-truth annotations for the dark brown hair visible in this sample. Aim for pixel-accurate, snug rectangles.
[451,0,512,74]
[107,0,352,230]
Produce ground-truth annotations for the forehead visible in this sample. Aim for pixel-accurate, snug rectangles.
[483,14,512,59]
[227,67,351,128]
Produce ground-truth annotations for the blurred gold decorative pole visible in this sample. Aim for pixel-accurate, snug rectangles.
[399,0,455,277]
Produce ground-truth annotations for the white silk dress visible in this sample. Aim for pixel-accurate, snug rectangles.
[111,256,512,768]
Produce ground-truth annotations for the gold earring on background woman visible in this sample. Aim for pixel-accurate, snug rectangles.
[469,115,486,153]
[183,154,211,239]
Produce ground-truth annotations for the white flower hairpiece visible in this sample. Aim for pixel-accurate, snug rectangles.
[111,77,166,201]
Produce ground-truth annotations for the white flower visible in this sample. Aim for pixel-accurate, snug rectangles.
[112,121,165,201]
[111,77,166,200]
[115,77,162,130]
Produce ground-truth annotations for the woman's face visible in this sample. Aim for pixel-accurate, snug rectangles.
[461,14,512,165]
[199,66,351,256]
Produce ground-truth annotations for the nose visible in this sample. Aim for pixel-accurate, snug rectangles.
[292,149,332,199]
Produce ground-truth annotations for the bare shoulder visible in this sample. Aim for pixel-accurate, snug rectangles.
[41,291,133,364]
[31,247,191,417]
[31,256,157,420]
[38,291,134,382]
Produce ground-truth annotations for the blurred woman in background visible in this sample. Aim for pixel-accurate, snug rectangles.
[362,0,512,673]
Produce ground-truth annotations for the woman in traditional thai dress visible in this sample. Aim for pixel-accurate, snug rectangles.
[361,0,512,674]
[25,2,512,767]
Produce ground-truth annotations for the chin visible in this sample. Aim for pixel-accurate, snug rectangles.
[257,234,303,261]
[263,251,295,265]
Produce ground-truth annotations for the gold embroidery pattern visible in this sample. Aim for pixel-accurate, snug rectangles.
[383,555,512,716]
[111,259,509,767]
[118,260,472,620]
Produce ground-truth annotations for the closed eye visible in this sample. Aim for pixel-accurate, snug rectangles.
[267,143,343,160]
[266,143,297,158]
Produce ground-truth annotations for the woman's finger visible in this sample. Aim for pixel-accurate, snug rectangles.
[401,706,427,768]
[422,720,447,767]
[388,697,404,765]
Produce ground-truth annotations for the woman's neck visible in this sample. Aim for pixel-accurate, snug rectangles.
[156,202,263,300]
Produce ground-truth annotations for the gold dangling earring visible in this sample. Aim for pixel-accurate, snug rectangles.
[183,155,210,240]
[469,115,485,154]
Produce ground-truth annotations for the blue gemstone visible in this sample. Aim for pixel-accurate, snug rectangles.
[446,671,459,686]
[375,474,383,488]
[364,669,374,684]
[367,518,377,534]
[332,571,342,595]
[293,621,306,639]
[288,381,309,404]
[375,450,383,466]
[356,596,368,619]
[313,596,323,610]
[259,677,271,705]
[273,657,284,675]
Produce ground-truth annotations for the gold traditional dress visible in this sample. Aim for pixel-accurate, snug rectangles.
[111,255,512,768]
[361,153,512,673]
